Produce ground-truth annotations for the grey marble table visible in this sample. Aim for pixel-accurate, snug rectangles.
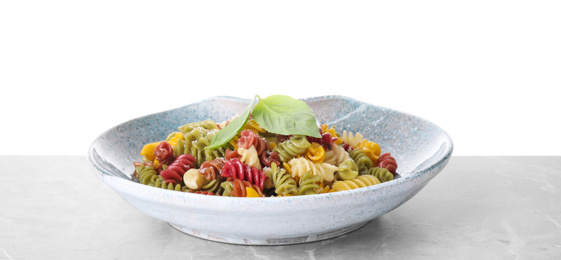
[1,156,560,259]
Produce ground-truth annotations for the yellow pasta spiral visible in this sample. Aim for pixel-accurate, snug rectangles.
[332,175,381,191]
[357,139,381,165]
[140,141,162,161]
[229,135,240,150]
[167,132,184,147]
[305,143,325,164]
[268,142,277,149]
[243,119,267,134]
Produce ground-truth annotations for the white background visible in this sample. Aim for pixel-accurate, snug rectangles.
[1,1,559,156]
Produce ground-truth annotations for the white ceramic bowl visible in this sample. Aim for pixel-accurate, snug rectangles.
[87,95,453,245]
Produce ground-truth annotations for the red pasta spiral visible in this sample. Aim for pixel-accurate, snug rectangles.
[237,130,267,155]
[221,158,267,190]
[307,128,338,150]
[159,154,196,184]
[199,157,226,180]
[341,141,354,152]
[154,141,175,166]
[132,161,142,177]
[260,150,280,168]
[237,130,279,167]
[378,153,398,174]
[277,134,292,143]
[189,190,221,196]
[224,149,241,160]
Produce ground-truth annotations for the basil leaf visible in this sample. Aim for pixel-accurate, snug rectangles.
[252,95,321,138]
[205,95,257,150]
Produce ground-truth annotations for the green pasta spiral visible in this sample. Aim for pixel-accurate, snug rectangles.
[367,167,394,183]
[150,175,185,191]
[177,119,218,133]
[220,181,234,197]
[349,148,373,175]
[336,159,359,180]
[136,163,158,185]
[268,162,298,196]
[298,170,322,195]
[174,126,229,167]
[273,135,311,162]
[200,178,224,194]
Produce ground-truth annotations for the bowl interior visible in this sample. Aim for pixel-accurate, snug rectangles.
[90,95,452,181]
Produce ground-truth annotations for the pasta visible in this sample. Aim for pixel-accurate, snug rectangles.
[178,119,218,133]
[176,126,228,167]
[321,124,342,145]
[188,190,220,196]
[336,159,359,180]
[237,130,267,155]
[348,148,373,175]
[259,149,280,168]
[238,146,261,169]
[134,161,158,185]
[154,141,175,166]
[286,157,338,183]
[304,143,325,164]
[367,167,394,183]
[331,175,381,191]
[199,157,226,180]
[140,142,161,162]
[220,181,234,196]
[356,139,381,165]
[131,111,400,197]
[237,130,279,168]
[200,178,223,194]
[242,119,267,134]
[378,153,398,174]
[341,131,364,148]
[298,170,322,195]
[151,175,185,191]
[323,144,350,166]
[228,179,265,197]
[273,135,311,162]
[221,158,267,190]
[266,162,298,196]
[306,126,338,150]
[159,154,196,184]
[165,132,184,147]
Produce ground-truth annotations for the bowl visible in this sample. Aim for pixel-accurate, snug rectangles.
[87,95,453,245]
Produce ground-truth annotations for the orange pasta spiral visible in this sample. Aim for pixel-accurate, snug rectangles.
[231,179,265,197]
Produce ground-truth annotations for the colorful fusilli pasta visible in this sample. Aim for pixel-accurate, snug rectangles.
[131,112,399,197]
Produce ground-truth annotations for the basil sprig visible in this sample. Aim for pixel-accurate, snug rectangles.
[205,95,321,150]
[205,95,257,150]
